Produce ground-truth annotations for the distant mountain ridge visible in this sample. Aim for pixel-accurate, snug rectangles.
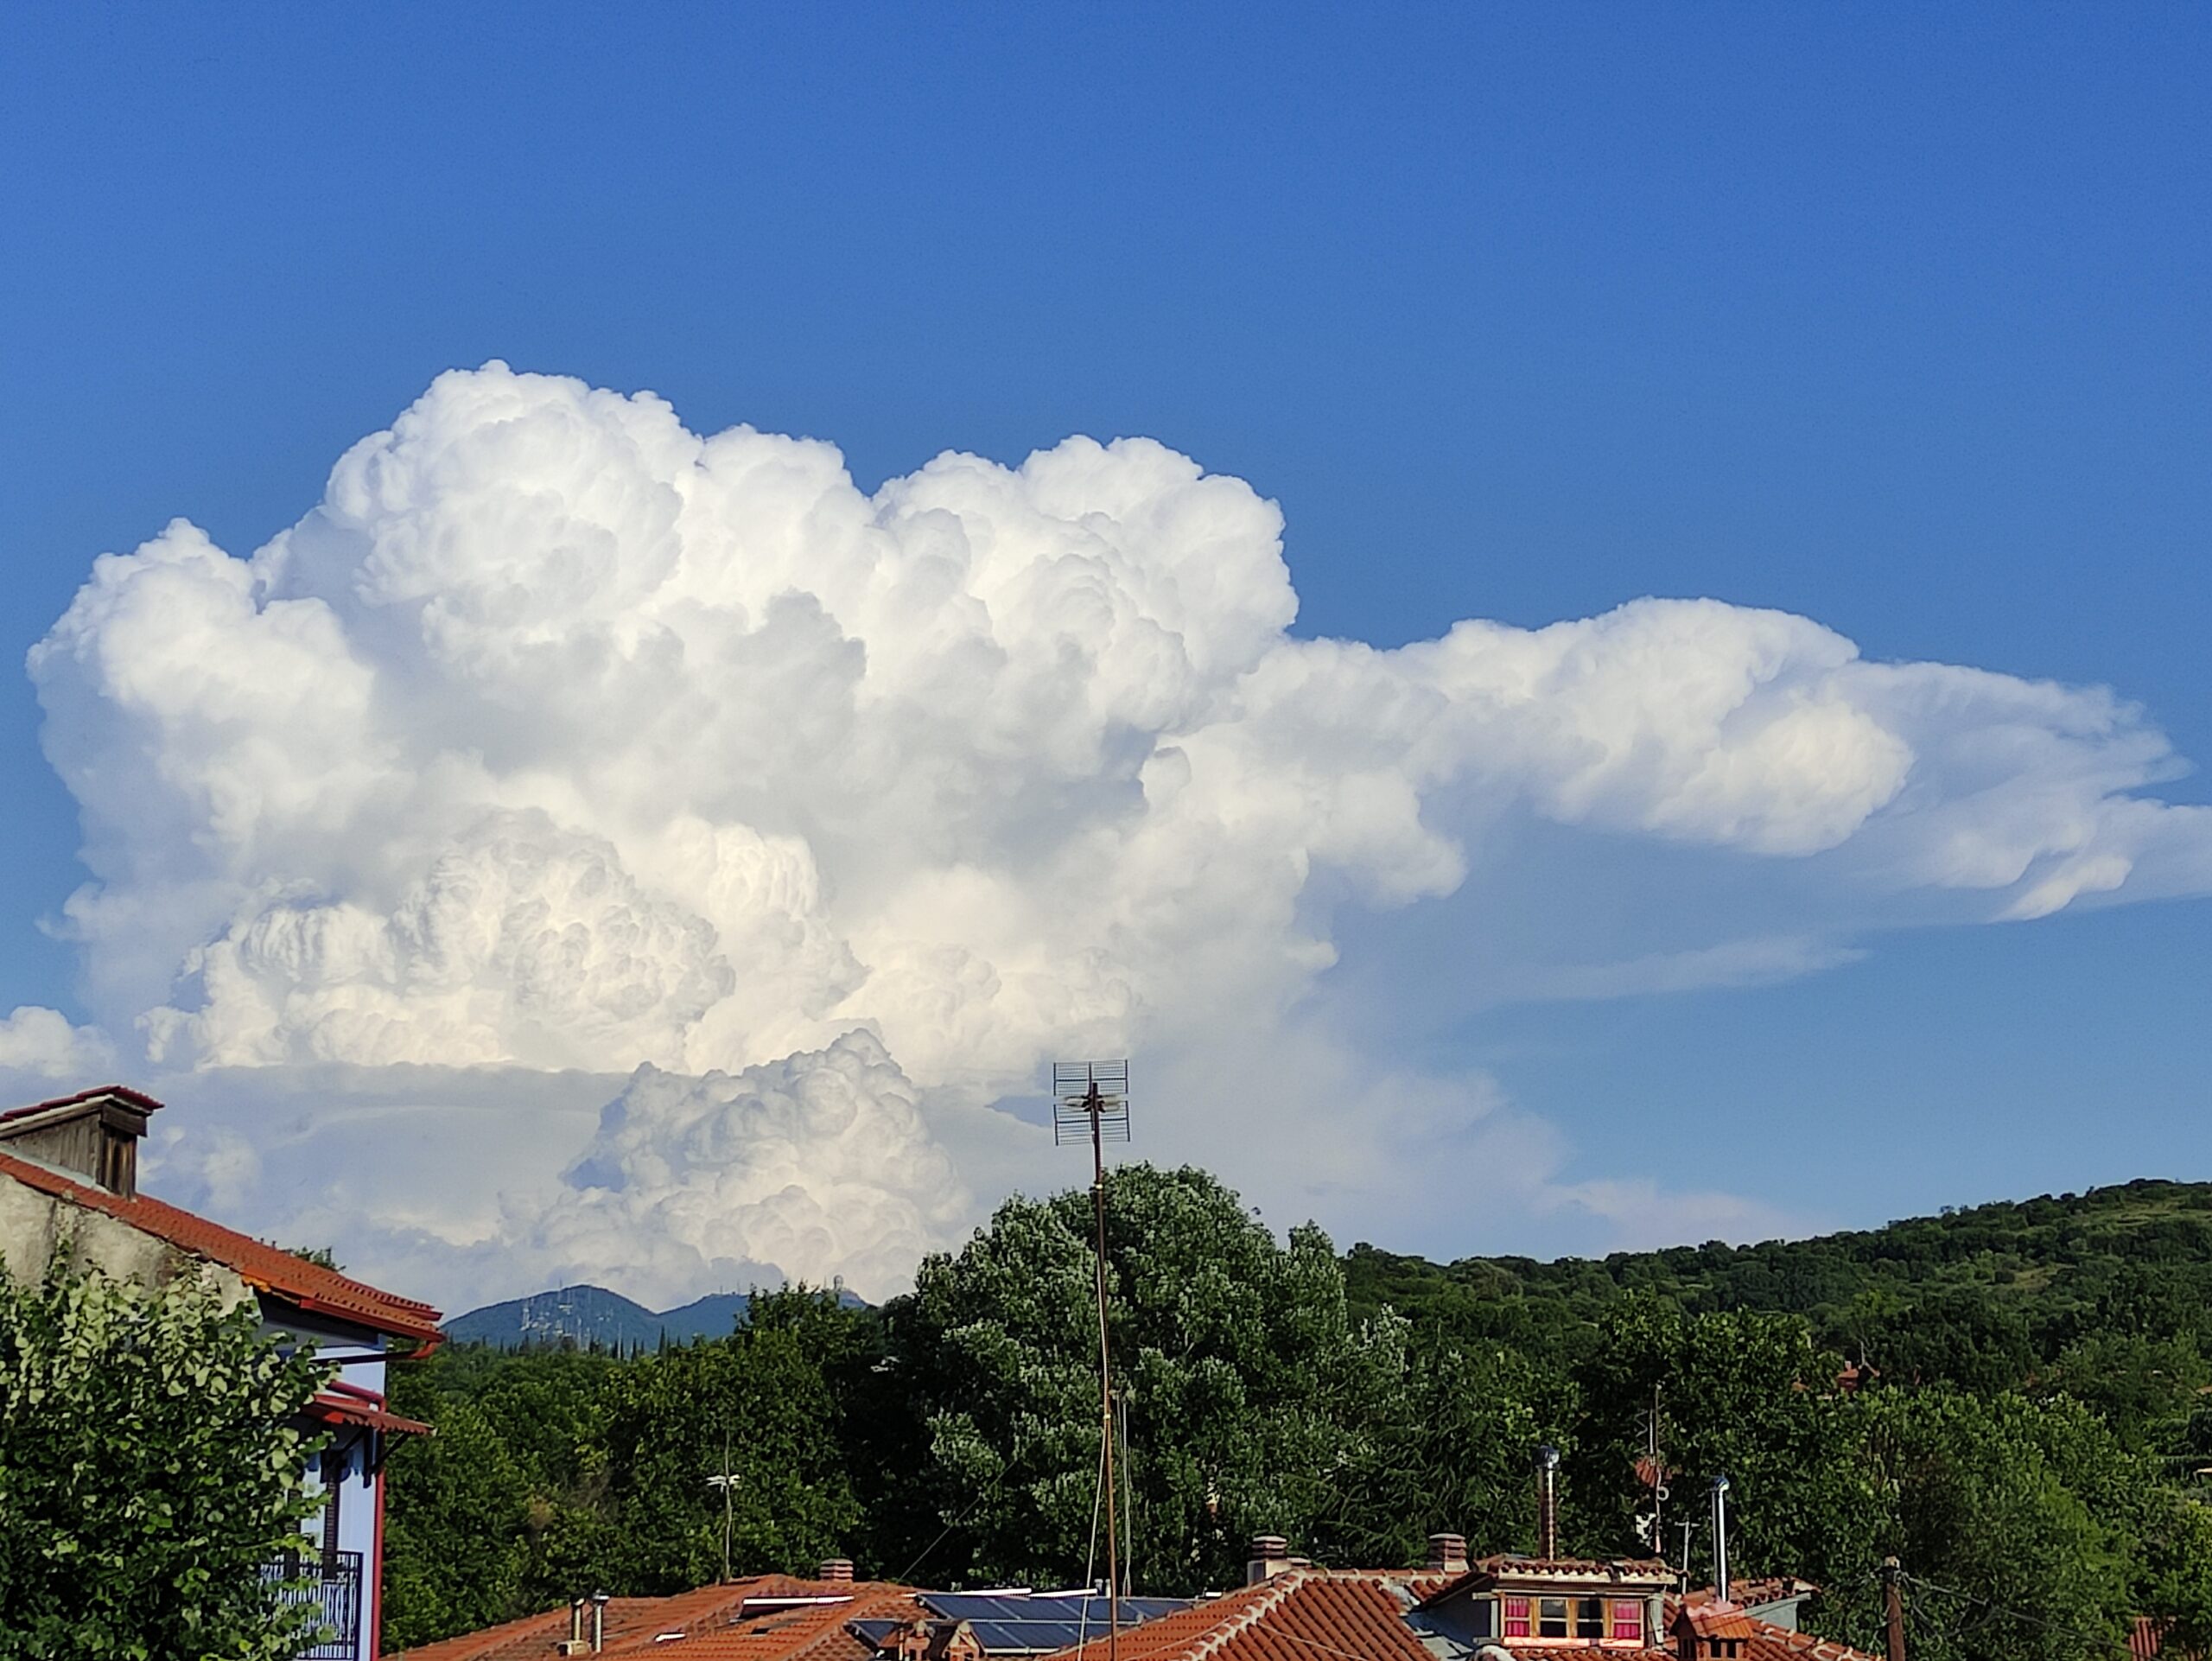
[443,1285,753,1350]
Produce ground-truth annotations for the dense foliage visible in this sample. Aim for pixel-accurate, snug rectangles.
[386,1169,2212,1660]
[0,1262,331,1659]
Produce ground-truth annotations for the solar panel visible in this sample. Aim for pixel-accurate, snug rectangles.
[923,1595,1045,1621]
[966,1620,1086,1651]
[907,1593,1195,1651]
[935,1594,1191,1619]
[849,1620,906,1645]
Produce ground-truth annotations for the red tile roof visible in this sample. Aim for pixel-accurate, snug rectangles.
[621,1583,929,1658]
[2130,1619,2204,1661]
[308,1390,433,1438]
[1681,1581,1818,1613]
[0,1147,443,1345]
[1418,1555,1676,1607]
[1686,1607,1761,1640]
[1053,1571,1434,1661]
[393,1578,925,1661]
[0,1083,164,1124]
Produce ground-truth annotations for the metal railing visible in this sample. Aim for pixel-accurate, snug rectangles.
[262,1550,364,1660]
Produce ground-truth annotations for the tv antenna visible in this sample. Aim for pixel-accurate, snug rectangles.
[1055,1060,1130,1661]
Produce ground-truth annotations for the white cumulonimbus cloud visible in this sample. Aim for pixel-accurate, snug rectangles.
[25,364,2212,1301]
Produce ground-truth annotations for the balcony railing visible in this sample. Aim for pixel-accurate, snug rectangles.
[262,1550,364,1660]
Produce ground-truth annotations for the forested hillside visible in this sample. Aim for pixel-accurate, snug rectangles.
[1344,1177,2212,1382]
[385,1172,2212,1660]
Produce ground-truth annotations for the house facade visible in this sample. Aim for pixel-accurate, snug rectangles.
[0,1084,444,1660]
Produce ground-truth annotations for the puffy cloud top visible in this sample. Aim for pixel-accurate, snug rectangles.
[26,364,2212,1299]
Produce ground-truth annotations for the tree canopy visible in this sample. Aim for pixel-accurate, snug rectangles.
[0,1262,330,1660]
[386,1167,2212,1661]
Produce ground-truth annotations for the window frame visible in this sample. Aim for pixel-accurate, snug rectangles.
[1538,1597,1571,1639]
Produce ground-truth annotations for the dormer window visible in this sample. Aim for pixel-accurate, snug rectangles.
[1478,1593,1650,1645]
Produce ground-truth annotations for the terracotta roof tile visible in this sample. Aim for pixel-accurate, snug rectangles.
[622,1583,925,1658]
[1052,1571,1433,1661]
[1681,1581,1818,1612]
[392,1578,924,1661]
[308,1390,433,1437]
[0,1083,164,1124]
[0,1148,443,1344]
[1419,1555,1675,1607]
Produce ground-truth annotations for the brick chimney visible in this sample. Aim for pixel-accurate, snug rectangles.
[1247,1535,1291,1585]
[817,1557,855,1582]
[1426,1532,1470,1575]
[0,1085,161,1199]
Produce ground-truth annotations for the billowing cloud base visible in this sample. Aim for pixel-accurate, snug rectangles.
[22,364,2211,1308]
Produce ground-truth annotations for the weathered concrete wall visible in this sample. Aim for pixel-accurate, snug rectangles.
[0,1170,253,1308]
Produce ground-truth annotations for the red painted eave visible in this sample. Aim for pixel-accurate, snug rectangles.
[0,1148,443,1344]
[310,1391,433,1437]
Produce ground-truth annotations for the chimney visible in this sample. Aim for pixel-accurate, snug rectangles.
[1246,1534,1291,1585]
[818,1557,855,1582]
[556,1598,590,1657]
[1710,1476,1731,1606]
[1426,1532,1470,1575]
[591,1591,608,1653]
[1535,1445,1560,1561]
[0,1085,160,1199]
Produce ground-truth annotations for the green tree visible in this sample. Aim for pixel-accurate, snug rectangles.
[385,1343,620,1643]
[1363,1340,1579,1563]
[1570,1299,1878,1579]
[380,1397,533,1648]
[1833,1390,2133,1661]
[573,1289,863,1594]
[0,1263,329,1659]
[895,1164,1410,1592]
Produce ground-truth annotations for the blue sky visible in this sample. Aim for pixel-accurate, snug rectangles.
[2,5,2206,1288]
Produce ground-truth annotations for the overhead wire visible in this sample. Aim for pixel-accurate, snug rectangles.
[1900,1569,2145,1661]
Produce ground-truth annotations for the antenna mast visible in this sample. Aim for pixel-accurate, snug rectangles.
[1056,1060,1131,1661]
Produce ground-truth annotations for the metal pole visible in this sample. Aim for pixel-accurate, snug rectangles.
[1090,1079,1122,1661]
[1649,1386,1664,1551]
[722,1425,734,1584]
[1710,1475,1729,1604]
[1883,1557,1905,1661]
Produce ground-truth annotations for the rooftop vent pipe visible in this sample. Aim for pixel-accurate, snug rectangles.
[1536,1446,1560,1561]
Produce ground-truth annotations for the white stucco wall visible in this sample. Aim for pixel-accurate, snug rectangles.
[0,1168,253,1307]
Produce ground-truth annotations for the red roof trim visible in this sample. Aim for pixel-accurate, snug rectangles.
[310,1391,433,1437]
[0,1083,164,1125]
[0,1149,442,1344]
